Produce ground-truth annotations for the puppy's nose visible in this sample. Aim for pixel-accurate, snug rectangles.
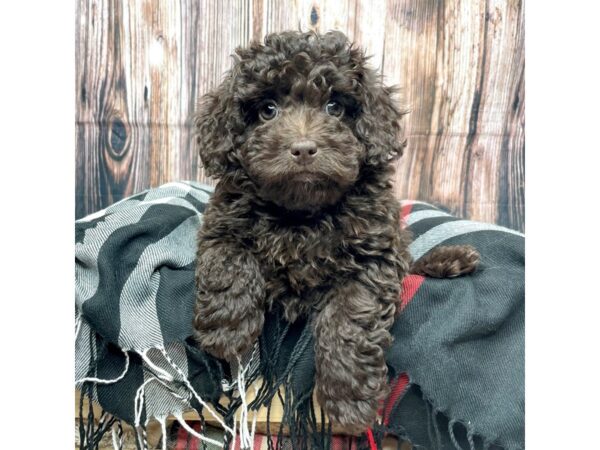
[290,140,318,164]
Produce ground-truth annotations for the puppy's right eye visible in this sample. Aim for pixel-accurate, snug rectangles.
[259,101,279,121]
[325,100,345,118]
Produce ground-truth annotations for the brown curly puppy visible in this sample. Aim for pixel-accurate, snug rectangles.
[192,30,478,430]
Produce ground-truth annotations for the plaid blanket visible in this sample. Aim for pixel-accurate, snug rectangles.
[75,181,524,450]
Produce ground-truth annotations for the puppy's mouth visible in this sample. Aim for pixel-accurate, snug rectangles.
[288,169,327,183]
[257,175,345,213]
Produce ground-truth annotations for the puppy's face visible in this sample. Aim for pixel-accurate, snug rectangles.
[195,31,406,212]
[240,83,364,211]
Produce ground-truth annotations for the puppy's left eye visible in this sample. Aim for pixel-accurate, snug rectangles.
[259,100,279,121]
[325,101,344,118]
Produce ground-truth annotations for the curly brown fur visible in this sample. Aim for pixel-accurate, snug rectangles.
[192,30,476,430]
[410,245,480,278]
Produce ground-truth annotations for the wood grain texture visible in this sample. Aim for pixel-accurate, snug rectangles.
[76,0,524,231]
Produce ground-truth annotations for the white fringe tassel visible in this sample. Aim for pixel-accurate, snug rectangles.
[85,345,262,449]
[110,422,123,450]
[139,348,175,382]
[174,413,224,447]
[158,347,235,435]
[76,349,130,385]
[234,355,259,450]
[160,417,168,450]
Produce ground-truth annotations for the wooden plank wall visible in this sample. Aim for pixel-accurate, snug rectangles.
[76,0,524,231]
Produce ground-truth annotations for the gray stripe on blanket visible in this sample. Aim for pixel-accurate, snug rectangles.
[409,220,525,261]
[76,198,143,223]
[405,209,452,226]
[118,214,200,350]
[76,205,150,306]
[76,197,201,307]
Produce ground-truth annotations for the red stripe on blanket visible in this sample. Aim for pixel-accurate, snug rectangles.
[331,435,352,450]
[190,422,203,450]
[175,422,188,450]
[400,203,413,229]
[234,432,249,450]
[399,274,425,312]
[253,433,263,449]
[366,428,378,450]
[383,373,410,426]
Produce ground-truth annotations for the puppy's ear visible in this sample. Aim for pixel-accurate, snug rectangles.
[193,72,237,178]
[356,82,407,168]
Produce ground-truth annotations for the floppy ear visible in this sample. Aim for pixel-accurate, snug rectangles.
[355,82,407,168]
[193,72,237,178]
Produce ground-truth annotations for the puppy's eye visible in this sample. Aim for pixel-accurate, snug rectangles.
[325,101,344,118]
[259,101,279,121]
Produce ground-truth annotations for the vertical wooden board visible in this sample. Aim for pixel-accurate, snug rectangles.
[258,0,353,37]
[75,0,92,218]
[309,0,354,34]
[178,0,204,183]
[192,0,255,185]
[286,0,385,69]
[292,0,319,32]
[424,1,487,215]
[383,0,524,230]
[503,62,524,231]
[260,0,302,34]
[383,0,443,201]
[76,0,103,217]
[76,0,153,218]
[290,0,356,35]
[463,0,524,226]
[351,0,386,71]
[252,0,375,42]
[252,0,264,42]
[125,1,183,190]
[382,0,444,134]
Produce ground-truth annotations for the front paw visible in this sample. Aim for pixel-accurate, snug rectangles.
[410,244,480,278]
[194,247,265,361]
[317,389,382,431]
[193,300,264,361]
[315,352,390,430]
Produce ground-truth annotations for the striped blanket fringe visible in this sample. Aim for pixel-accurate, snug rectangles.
[76,312,336,450]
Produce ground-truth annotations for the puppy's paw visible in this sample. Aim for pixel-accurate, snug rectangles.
[316,372,388,432]
[319,394,380,431]
[193,303,263,361]
[194,247,265,361]
[410,244,480,278]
